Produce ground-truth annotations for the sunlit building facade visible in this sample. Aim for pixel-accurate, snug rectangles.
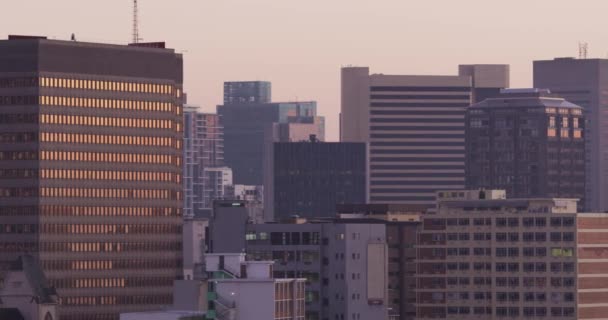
[0,36,184,320]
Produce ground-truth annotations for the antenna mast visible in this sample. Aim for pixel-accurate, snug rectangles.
[132,0,140,43]
[579,42,588,59]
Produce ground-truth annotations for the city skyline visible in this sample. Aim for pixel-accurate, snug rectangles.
[3,0,608,140]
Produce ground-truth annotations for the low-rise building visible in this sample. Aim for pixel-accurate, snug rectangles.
[205,253,305,320]
[336,204,423,320]
[245,219,389,320]
[0,255,58,320]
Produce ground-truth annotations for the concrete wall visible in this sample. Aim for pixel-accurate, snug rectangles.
[183,219,208,279]
[210,202,249,254]
[340,67,370,142]
[216,281,275,320]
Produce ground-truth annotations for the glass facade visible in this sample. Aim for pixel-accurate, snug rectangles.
[0,38,184,320]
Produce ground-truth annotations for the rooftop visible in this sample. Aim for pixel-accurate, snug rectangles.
[470,88,582,110]
[9,255,57,304]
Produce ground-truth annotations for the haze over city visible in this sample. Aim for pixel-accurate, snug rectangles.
[3,1,608,320]
[3,0,607,140]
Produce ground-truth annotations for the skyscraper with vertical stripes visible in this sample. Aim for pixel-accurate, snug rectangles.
[341,65,508,209]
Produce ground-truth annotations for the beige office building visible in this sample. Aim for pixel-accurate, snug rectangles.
[340,65,509,208]
[415,190,608,319]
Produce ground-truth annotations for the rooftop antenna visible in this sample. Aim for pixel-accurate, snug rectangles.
[132,0,141,43]
[579,42,588,59]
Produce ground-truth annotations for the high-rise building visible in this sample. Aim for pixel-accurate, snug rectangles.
[534,58,608,212]
[0,36,184,320]
[341,65,509,208]
[415,189,608,319]
[183,106,224,217]
[244,218,389,320]
[223,81,271,104]
[218,97,324,185]
[465,89,585,206]
[265,137,367,221]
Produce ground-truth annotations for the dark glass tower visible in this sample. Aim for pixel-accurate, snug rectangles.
[465,89,585,206]
[266,138,367,221]
[0,36,184,320]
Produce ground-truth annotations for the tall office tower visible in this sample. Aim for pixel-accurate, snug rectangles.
[223,81,271,104]
[534,58,608,212]
[336,204,423,320]
[415,189,608,319]
[466,89,586,206]
[244,218,389,320]
[265,137,367,221]
[183,106,224,218]
[218,96,324,185]
[0,36,184,320]
[341,65,509,208]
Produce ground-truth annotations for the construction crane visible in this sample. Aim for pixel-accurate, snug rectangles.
[132,0,141,43]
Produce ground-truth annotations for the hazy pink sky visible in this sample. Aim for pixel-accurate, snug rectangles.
[2,0,607,140]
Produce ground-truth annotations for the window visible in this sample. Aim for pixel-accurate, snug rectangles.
[563,262,575,272]
[496,233,507,242]
[496,278,507,287]
[535,218,546,227]
[550,232,562,242]
[508,263,519,272]
[536,247,547,257]
[496,218,507,227]
[535,232,546,242]
[535,262,546,272]
[496,248,507,257]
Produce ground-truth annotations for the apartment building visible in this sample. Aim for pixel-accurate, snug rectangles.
[336,204,423,320]
[415,189,608,319]
[244,219,388,320]
[205,253,306,320]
